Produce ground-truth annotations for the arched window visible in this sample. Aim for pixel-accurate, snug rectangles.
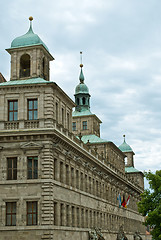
[20,54,30,78]
[42,57,47,80]
[82,97,86,105]
[77,98,79,105]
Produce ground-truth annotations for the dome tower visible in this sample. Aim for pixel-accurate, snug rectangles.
[119,135,135,167]
[74,52,91,114]
[6,17,54,81]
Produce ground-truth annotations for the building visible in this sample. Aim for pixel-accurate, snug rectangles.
[0,17,148,240]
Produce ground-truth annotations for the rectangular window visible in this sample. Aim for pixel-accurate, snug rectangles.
[8,100,18,121]
[83,121,87,130]
[7,157,17,180]
[27,201,37,225]
[62,108,64,125]
[56,102,58,122]
[72,122,76,131]
[28,99,37,120]
[6,202,16,226]
[27,156,38,179]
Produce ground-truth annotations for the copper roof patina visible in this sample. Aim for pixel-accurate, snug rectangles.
[9,17,49,51]
[0,78,49,86]
[77,134,109,144]
[125,166,140,173]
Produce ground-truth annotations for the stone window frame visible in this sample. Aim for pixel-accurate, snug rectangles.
[6,202,17,226]
[7,157,17,180]
[26,201,38,226]
[8,100,18,121]
[82,120,87,130]
[72,122,76,131]
[27,98,38,120]
[27,156,38,179]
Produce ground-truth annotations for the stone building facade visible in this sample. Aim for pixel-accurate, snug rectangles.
[0,18,149,240]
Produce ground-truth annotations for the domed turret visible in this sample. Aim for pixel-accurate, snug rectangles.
[119,138,133,152]
[6,17,54,81]
[75,68,89,95]
[73,53,91,114]
[11,17,49,51]
[119,135,134,167]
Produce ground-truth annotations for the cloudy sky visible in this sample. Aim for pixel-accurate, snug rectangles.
[1,0,161,181]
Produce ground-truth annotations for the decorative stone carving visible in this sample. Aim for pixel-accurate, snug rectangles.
[117,225,128,240]
[134,231,142,240]
[52,142,63,152]
[89,229,105,240]
[20,141,43,153]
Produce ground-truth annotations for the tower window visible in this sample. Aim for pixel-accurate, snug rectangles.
[72,122,76,131]
[20,54,30,78]
[77,98,79,105]
[83,121,87,130]
[42,57,47,80]
[8,100,18,121]
[27,99,38,120]
[82,97,86,105]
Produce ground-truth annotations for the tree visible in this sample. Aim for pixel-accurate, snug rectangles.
[138,170,161,240]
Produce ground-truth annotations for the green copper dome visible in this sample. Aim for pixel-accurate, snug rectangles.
[119,138,133,152]
[11,19,49,51]
[75,82,89,94]
[75,67,89,94]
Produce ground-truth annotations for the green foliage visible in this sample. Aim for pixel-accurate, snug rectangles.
[138,170,161,239]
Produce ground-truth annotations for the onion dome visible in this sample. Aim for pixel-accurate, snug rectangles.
[119,135,133,152]
[11,17,49,51]
[75,64,89,94]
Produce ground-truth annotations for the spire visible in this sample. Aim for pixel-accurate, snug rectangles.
[27,16,34,34]
[123,134,126,142]
[79,51,84,83]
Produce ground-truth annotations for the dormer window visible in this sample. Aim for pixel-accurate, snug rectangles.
[20,54,30,78]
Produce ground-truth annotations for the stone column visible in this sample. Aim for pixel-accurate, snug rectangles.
[55,202,60,226]
[68,205,72,227]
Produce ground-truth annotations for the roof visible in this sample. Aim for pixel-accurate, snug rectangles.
[75,82,89,95]
[9,21,49,52]
[119,139,133,152]
[78,134,109,144]
[0,78,49,86]
[72,109,93,117]
[125,166,140,173]
[0,73,6,82]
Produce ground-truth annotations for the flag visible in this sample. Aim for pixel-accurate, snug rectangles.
[125,195,130,207]
[121,194,126,207]
[117,194,122,208]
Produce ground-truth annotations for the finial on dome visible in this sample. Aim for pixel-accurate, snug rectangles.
[28,16,34,34]
[79,52,84,83]
[80,51,83,68]
[123,134,126,142]
[29,16,33,21]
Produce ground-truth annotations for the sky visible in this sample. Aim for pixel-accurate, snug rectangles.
[1,0,161,183]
